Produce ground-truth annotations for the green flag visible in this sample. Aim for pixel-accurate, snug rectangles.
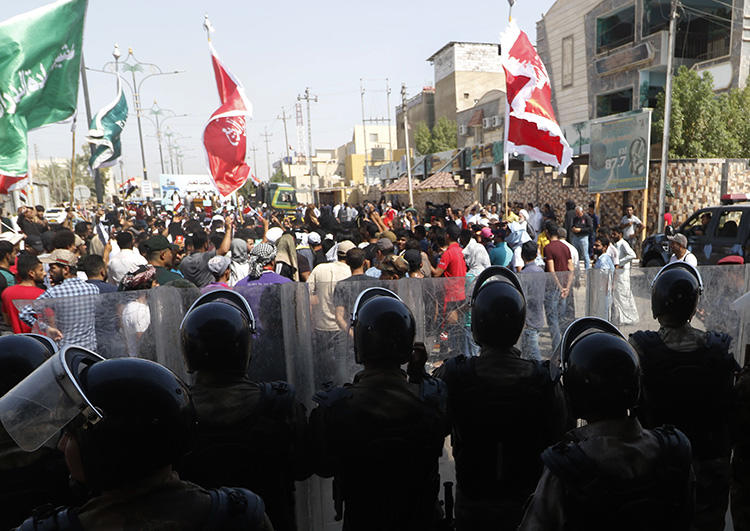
[0,0,87,179]
[87,77,128,169]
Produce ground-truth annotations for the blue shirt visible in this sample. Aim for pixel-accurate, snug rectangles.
[594,253,615,270]
[489,242,512,267]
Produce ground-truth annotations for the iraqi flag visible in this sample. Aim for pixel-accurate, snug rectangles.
[202,41,258,197]
[501,20,572,173]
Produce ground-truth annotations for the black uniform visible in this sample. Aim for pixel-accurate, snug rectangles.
[180,374,308,531]
[733,355,750,531]
[434,348,565,530]
[309,368,448,531]
[630,326,737,531]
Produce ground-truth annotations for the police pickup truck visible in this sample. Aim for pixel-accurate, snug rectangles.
[640,195,750,266]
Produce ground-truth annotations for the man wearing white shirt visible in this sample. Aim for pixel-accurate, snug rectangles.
[668,233,698,267]
[611,227,639,324]
[107,231,147,286]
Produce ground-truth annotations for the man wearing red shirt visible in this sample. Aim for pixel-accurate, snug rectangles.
[383,202,397,228]
[542,223,574,349]
[2,253,45,333]
[432,224,467,354]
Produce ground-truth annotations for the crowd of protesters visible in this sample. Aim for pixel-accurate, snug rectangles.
[0,193,665,362]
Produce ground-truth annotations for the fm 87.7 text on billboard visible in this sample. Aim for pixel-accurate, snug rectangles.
[588,109,652,193]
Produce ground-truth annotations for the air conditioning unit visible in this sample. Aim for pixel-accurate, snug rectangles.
[458,124,467,135]
[492,115,502,128]
[482,117,491,129]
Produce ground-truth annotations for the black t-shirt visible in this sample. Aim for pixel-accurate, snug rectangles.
[297,252,311,275]
[313,249,327,268]
[333,274,374,318]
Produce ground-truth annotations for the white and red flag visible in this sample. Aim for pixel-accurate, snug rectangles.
[501,20,572,173]
[202,40,258,197]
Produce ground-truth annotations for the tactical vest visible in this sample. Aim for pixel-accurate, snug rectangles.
[440,353,558,500]
[179,381,296,529]
[18,487,266,531]
[542,425,693,531]
[313,376,447,531]
[631,330,737,459]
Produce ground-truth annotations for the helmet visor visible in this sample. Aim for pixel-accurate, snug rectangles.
[0,346,104,451]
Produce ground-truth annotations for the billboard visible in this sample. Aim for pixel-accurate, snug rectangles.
[158,174,217,203]
[588,109,651,193]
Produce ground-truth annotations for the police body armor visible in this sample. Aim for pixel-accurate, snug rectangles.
[313,375,447,531]
[541,425,694,531]
[17,487,266,531]
[631,330,737,460]
[180,381,297,531]
[439,352,558,501]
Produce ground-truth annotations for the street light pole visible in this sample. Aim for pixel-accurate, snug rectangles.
[298,87,318,202]
[89,45,183,183]
[401,83,414,207]
[658,0,679,233]
[149,100,187,174]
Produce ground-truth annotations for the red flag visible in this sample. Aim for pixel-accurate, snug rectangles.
[501,21,572,173]
[0,174,27,195]
[202,43,258,197]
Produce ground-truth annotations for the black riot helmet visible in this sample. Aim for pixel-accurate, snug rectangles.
[73,356,195,490]
[0,335,54,396]
[20,333,59,356]
[470,266,526,349]
[558,318,641,421]
[651,262,703,327]
[180,289,256,373]
[351,287,416,365]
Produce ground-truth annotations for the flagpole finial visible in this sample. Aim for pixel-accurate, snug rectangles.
[203,14,215,42]
[112,43,121,61]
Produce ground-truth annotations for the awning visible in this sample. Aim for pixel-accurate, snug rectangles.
[467,109,484,128]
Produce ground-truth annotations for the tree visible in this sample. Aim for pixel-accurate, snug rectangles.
[413,118,458,155]
[34,144,111,204]
[652,66,746,158]
[414,122,432,155]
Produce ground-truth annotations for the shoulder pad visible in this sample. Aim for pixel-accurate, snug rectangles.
[541,440,599,486]
[629,330,659,349]
[652,425,693,467]
[420,376,447,412]
[312,386,353,408]
[704,331,740,370]
[209,487,265,530]
[17,506,82,531]
[258,381,296,417]
[439,355,473,386]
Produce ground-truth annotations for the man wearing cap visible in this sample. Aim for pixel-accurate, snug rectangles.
[668,233,697,267]
[144,235,186,286]
[202,256,232,294]
[365,238,395,279]
[307,240,354,384]
[20,249,99,350]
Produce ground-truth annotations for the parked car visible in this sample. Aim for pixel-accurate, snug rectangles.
[44,207,67,224]
[641,200,750,266]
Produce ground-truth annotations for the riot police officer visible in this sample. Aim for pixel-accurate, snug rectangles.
[178,289,308,531]
[309,287,448,531]
[0,334,69,530]
[433,266,566,531]
[519,318,695,530]
[4,347,273,530]
[630,262,738,531]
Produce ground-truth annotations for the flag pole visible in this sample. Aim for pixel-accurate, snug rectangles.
[70,113,77,205]
[503,1,513,219]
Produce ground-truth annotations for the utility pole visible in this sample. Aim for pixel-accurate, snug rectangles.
[360,79,369,185]
[297,87,318,201]
[249,145,259,178]
[386,79,393,162]
[262,127,273,181]
[658,0,679,233]
[278,107,293,183]
[401,83,414,207]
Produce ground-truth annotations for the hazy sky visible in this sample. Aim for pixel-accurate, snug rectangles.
[13,0,556,181]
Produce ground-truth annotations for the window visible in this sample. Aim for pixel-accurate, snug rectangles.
[596,6,635,53]
[562,36,574,87]
[714,209,743,239]
[644,0,731,61]
[369,133,378,143]
[596,88,633,117]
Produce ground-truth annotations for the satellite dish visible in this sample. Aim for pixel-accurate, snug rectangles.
[74,185,91,201]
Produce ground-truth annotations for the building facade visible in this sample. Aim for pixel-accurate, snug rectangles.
[455,89,505,149]
[395,87,435,151]
[537,0,748,131]
[426,42,505,124]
